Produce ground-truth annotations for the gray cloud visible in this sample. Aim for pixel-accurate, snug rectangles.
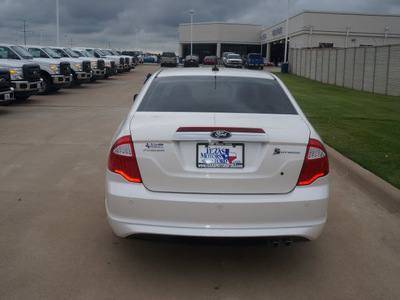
[0,0,398,52]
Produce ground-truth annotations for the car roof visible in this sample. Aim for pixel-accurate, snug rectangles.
[156,68,276,80]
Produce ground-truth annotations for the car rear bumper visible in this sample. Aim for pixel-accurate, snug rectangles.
[106,171,329,240]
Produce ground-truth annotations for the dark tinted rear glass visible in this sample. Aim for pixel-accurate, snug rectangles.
[249,54,262,59]
[162,52,176,57]
[138,76,297,114]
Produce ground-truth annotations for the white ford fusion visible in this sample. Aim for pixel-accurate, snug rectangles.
[106,68,329,242]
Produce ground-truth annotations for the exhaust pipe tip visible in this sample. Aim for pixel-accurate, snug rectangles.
[283,239,293,247]
[271,240,280,248]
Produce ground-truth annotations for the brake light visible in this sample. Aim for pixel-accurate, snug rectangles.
[108,136,142,183]
[297,139,329,185]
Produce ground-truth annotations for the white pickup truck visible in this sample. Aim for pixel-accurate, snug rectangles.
[25,45,91,87]
[160,52,178,67]
[84,48,124,73]
[3,44,72,95]
[51,47,106,82]
[0,45,42,100]
[73,48,117,79]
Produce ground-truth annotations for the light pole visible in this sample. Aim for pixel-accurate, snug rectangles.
[189,9,194,57]
[284,0,290,63]
[56,0,59,46]
[135,28,141,49]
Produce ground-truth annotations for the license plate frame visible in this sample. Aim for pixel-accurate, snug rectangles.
[196,143,244,169]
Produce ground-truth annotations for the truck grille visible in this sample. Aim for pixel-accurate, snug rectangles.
[125,57,129,64]
[111,61,116,68]
[82,60,91,72]
[0,68,11,92]
[23,63,41,82]
[97,59,105,69]
[60,62,71,76]
[119,57,124,65]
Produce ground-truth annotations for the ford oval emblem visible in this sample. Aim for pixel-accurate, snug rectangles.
[210,130,232,139]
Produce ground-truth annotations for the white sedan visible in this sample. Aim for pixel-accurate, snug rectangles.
[106,68,329,243]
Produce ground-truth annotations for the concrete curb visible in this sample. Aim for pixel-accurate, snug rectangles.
[326,145,400,214]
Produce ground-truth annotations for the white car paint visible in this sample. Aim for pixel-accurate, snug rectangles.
[106,68,329,241]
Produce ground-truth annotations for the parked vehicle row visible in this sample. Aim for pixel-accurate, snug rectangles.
[0,43,139,103]
[174,53,268,69]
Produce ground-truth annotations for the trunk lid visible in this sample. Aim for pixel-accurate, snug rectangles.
[131,112,310,194]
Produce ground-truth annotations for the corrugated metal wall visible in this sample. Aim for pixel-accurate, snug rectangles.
[288,45,400,96]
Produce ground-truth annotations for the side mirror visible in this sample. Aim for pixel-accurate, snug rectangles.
[133,94,138,102]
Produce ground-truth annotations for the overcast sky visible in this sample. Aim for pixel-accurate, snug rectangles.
[0,0,399,53]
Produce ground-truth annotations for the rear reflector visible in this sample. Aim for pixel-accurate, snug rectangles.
[297,139,329,185]
[108,136,142,183]
[177,127,265,133]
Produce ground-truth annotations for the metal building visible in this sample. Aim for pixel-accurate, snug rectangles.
[179,11,400,63]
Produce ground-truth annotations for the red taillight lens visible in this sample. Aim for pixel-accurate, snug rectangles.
[108,136,142,183]
[297,139,329,185]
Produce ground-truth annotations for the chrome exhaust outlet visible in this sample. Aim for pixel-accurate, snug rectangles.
[283,239,293,246]
[271,240,280,248]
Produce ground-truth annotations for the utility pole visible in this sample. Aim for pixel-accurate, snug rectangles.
[17,21,33,45]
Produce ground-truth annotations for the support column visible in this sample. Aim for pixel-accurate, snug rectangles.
[179,43,183,58]
[266,42,271,61]
[217,42,221,58]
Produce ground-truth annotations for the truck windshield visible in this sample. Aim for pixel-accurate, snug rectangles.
[50,49,68,58]
[96,49,107,56]
[10,46,33,59]
[103,50,114,55]
[64,49,80,58]
[81,50,94,57]
[43,48,61,58]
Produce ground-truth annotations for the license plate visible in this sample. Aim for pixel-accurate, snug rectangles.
[5,93,10,100]
[37,83,41,89]
[197,143,244,168]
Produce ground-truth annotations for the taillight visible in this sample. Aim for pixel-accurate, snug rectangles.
[108,136,142,183]
[297,139,329,185]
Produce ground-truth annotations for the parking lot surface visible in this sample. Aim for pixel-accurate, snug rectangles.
[1,65,399,300]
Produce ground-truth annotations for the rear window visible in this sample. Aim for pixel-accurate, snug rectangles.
[162,52,176,57]
[138,76,297,114]
[249,54,262,59]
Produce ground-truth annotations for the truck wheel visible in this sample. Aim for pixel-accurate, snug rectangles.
[38,76,53,95]
[70,72,78,87]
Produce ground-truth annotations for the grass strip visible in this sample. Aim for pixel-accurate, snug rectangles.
[274,73,400,189]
